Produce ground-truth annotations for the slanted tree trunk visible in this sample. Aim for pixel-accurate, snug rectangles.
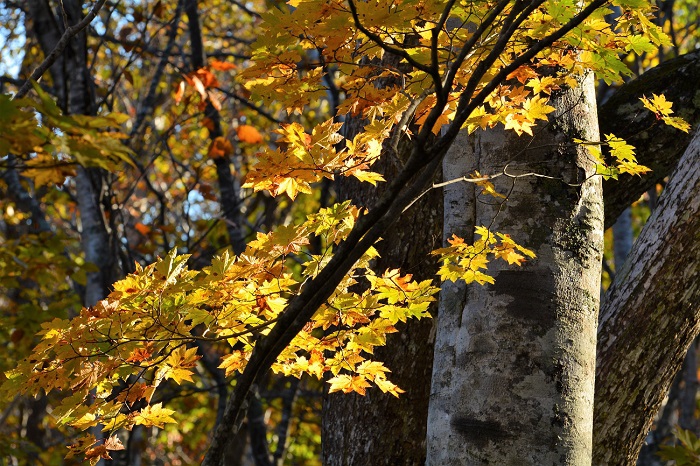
[600,51,700,227]
[427,75,603,465]
[593,128,700,466]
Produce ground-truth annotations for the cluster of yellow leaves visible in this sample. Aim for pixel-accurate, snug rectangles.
[0,201,438,461]
[579,95,689,180]
[236,0,677,199]
[0,84,133,187]
[243,119,388,199]
[433,227,536,285]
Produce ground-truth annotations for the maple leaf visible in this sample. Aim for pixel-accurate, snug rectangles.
[605,134,636,162]
[125,343,154,363]
[156,346,201,384]
[374,376,405,397]
[504,112,535,136]
[494,248,527,265]
[352,170,385,185]
[219,350,249,376]
[210,59,237,71]
[523,96,556,121]
[133,403,177,428]
[134,222,151,236]
[662,116,691,133]
[327,374,372,395]
[237,124,264,143]
[472,171,506,199]
[65,434,97,460]
[69,412,97,431]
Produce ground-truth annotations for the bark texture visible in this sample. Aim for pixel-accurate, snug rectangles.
[600,51,700,228]
[594,128,700,466]
[427,76,604,465]
[322,134,442,466]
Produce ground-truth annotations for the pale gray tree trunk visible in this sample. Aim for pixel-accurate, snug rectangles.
[594,128,700,466]
[427,75,604,465]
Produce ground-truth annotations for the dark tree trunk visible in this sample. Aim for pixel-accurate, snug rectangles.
[600,51,700,228]
[322,122,442,466]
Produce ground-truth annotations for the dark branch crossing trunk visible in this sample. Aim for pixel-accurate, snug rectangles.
[322,119,442,465]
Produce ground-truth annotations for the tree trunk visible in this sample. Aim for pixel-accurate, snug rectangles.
[427,75,604,465]
[593,128,700,466]
[322,131,442,466]
[612,208,633,273]
[27,0,116,307]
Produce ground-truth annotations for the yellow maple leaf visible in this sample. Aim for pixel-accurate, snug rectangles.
[374,376,405,398]
[133,403,177,428]
[523,96,555,121]
[640,93,673,117]
[494,248,527,265]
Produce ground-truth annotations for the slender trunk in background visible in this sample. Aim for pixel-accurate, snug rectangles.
[27,0,116,307]
[185,0,246,255]
[612,208,633,273]
[427,74,604,465]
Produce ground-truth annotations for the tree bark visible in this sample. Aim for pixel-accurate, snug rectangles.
[322,127,442,466]
[427,75,604,465]
[594,128,700,466]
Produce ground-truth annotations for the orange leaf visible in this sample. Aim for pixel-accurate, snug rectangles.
[126,343,154,363]
[210,59,237,71]
[174,81,185,104]
[191,75,207,99]
[237,124,264,144]
[134,222,151,235]
[208,136,234,159]
[195,68,219,88]
[202,117,215,131]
